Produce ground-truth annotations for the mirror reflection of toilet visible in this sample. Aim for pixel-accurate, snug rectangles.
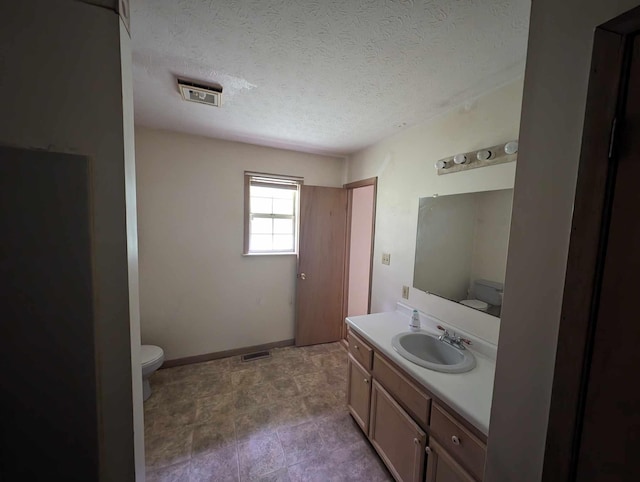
[460,279,503,312]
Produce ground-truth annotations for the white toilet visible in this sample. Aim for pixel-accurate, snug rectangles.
[141,345,164,401]
[460,279,503,311]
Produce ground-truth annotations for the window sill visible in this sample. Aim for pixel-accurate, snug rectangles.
[242,252,298,257]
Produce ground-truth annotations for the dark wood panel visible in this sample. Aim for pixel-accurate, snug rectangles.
[575,33,640,481]
[542,28,626,482]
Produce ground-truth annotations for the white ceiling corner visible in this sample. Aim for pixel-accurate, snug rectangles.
[130,0,530,157]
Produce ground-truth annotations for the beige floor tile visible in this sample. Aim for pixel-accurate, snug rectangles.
[144,342,381,480]
[315,411,366,451]
[233,382,278,411]
[238,432,286,481]
[235,404,280,442]
[146,460,191,482]
[190,445,239,482]
[145,425,194,470]
[192,418,236,458]
[277,421,326,466]
[145,399,197,438]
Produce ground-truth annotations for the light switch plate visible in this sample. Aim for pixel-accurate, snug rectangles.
[382,253,391,265]
[402,286,409,299]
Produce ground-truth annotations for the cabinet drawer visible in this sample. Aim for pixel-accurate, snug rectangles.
[372,353,431,429]
[348,330,373,371]
[430,404,486,481]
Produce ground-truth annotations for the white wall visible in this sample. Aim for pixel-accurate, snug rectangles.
[0,1,139,479]
[136,127,345,360]
[346,79,523,344]
[120,18,146,481]
[486,1,640,481]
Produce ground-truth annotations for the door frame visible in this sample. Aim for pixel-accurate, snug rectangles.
[341,177,378,341]
[542,6,640,481]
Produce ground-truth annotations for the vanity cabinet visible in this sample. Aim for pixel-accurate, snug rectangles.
[370,380,427,482]
[425,439,475,482]
[345,329,487,482]
[347,354,372,432]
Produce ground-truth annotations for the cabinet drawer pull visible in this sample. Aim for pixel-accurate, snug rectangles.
[364,378,369,384]
[354,345,359,350]
[413,438,419,445]
[425,446,432,454]
[452,435,460,445]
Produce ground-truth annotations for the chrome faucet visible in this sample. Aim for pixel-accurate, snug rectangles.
[436,325,472,350]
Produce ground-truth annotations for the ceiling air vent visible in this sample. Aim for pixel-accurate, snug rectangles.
[178,79,223,107]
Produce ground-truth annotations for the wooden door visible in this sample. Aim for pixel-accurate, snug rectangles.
[295,185,347,346]
[347,354,372,432]
[544,10,640,480]
[370,380,427,482]
[573,32,640,480]
[425,440,476,482]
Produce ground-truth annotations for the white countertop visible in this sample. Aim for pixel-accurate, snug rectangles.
[346,308,496,435]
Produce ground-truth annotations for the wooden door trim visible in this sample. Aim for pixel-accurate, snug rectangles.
[342,177,378,339]
[344,177,377,190]
[542,8,640,481]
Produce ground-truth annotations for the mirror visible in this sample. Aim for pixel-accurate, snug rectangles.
[413,189,513,317]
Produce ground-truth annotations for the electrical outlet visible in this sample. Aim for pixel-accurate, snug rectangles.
[382,253,391,265]
[402,285,410,299]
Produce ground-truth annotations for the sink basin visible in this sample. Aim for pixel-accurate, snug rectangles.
[391,331,476,373]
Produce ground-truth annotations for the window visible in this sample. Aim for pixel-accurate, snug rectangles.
[244,172,302,255]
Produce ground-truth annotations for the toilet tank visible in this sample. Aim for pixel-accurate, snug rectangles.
[474,279,504,306]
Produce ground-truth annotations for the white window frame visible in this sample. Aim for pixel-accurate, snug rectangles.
[243,172,302,255]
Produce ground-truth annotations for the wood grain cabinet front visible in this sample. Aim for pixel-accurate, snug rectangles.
[425,439,476,482]
[370,380,427,482]
[347,354,372,433]
[429,404,486,481]
[348,330,373,370]
[344,329,487,482]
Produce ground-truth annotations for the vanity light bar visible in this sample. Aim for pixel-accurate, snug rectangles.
[435,140,518,175]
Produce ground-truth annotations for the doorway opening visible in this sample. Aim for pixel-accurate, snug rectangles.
[342,177,377,342]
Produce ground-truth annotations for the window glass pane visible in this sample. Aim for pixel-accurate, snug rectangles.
[251,217,272,234]
[273,218,294,234]
[251,196,272,214]
[246,175,300,254]
[251,186,281,198]
[250,234,273,252]
[273,198,294,215]
[273,234,294,251]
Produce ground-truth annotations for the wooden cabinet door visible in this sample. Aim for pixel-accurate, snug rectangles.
[425,439,476,482]
[370,380,426,482]
[347,354,372,432]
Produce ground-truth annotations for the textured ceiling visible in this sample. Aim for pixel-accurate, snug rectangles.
[131,0,530,156]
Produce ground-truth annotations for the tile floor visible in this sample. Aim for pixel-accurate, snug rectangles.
[145,342,393,482]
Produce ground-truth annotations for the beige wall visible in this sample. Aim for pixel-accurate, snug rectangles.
[346,79,523,344]
[0,1,139,479]
[136,128,345,360]
[486,1,640,480]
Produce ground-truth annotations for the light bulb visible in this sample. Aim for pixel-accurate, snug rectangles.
[504,141,519,155]
[476,150,493,161]
[453,154,468,165]
[435,159,450,169]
